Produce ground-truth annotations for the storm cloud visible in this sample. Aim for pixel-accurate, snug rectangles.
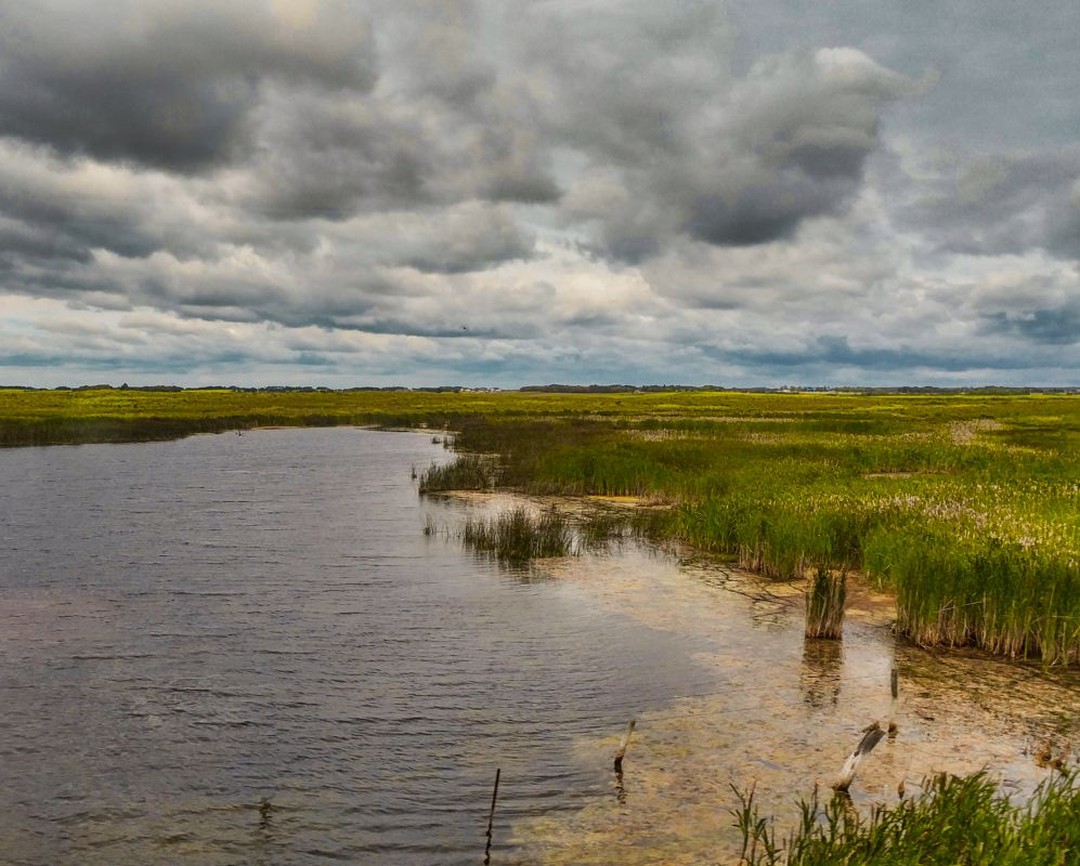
[0,0,377,171]
[0,0,1077,387]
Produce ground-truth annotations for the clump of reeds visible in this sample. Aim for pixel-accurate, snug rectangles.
[734,769,1080,865]
[804,568,846,639]
[864,519,1080,666]
[461,506,574,563]
[417,455,498,494]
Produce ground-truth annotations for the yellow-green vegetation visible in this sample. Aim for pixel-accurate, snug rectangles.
[3,386,1079,663]
[734,770,1080,865]
[0,386,522,446]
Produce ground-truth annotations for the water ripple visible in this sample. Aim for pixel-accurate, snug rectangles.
[0,429,707,865]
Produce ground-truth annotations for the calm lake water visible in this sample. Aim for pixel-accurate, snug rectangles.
[0,428,720,865]
[1,428,1076,865]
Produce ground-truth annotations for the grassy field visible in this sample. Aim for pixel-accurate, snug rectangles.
[3,386,1079,663]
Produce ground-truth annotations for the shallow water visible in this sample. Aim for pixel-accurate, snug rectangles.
[507,551,1080,863]
[1,429,1076,865]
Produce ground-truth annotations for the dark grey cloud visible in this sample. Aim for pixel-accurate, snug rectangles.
[746,334,991,372]
[239,87,558,222]
[898,147,1080,261]
[683,178,847,247]
[710,334,1049,374]
[980,305,1080,346]
[0,1,376,172]
[967,267,1080,346]
[380,204,536,274]
[536,17,913,259]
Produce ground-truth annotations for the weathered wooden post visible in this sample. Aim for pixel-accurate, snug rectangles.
[833,722,885,793]
[613,720,636,773]
[258,797,273,829]
[888,667,899,737]
[484,767,501,865]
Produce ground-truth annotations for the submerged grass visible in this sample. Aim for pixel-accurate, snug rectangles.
[460,504,637,563]
[734,770,1080,866]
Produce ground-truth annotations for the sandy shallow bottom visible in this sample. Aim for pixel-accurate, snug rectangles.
[449,505,1080,865]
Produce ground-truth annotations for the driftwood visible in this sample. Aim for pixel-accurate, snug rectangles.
[833,722,885,793]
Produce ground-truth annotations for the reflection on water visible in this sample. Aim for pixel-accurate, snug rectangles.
[801,638,844,710]
[0,430,1077,865]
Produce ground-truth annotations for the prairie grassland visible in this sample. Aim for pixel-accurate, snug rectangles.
[3,387,1079,662]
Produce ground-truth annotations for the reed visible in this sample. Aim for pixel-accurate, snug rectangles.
[804,569,846,640]
[734,769,1080,865]
[864,519,1080,665]
[461,506,575,563]
[417,455,499,494]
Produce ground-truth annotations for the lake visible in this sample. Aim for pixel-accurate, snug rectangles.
[1,428,1076,865]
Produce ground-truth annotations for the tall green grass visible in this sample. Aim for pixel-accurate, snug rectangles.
[417,455,499,493]
[733,770,1080,865]
[461,506,575,563]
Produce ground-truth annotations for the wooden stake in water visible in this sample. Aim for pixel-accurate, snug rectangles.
[614,719,636,773]
[833,722,885,793]
[888,667,899,737]
[484,767,501,865]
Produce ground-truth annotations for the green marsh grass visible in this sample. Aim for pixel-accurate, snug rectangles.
[734,770,1080,866]
[461,506,575,563]
[417,455,499,493]
[459,504,638,563]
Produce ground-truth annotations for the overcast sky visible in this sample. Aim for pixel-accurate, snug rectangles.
[1,0,1078,388]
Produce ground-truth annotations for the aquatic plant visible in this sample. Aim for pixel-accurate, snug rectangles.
[734,769,1080,865]
[804,569,846,640]
[418,455,499,493]
[461,506,575,562]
